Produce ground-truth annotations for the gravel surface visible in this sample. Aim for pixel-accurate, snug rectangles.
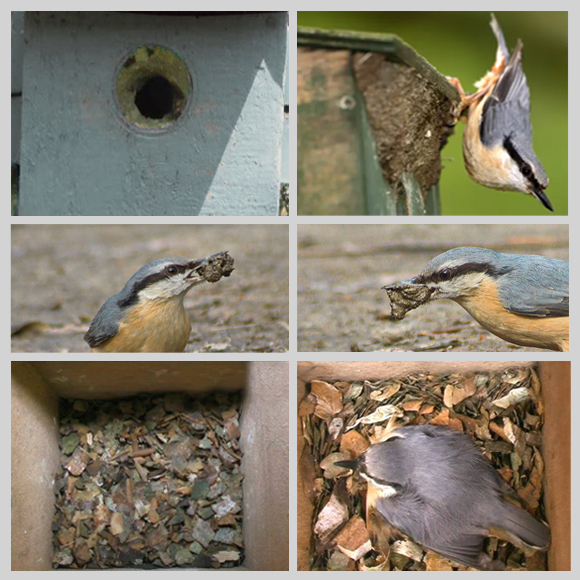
[12,224,289,353]
[298,224,568,352]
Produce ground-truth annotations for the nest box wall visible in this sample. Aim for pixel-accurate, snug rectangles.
[18,12,287,216]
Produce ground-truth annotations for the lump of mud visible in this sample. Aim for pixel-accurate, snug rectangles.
[384,284,433,320]
[199,252,235,283]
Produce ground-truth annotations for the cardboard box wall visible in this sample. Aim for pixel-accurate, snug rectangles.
[12,361,289,571]
[297,361,570,571]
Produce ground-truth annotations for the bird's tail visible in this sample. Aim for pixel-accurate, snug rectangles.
[498,502,551,550]
[490,13,510,61]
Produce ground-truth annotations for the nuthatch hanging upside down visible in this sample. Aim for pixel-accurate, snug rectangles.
[383,246,568,351]
[84,253,234,353]
[449,14,551,211]
[335,424,550,570]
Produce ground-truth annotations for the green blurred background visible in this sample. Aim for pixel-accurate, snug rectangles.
[298,11,568,215]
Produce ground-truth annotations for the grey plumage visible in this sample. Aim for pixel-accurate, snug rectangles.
[338,424,550,569]
[459,14,551,210]
[84,294,123,348]
[489,13,510,62]
[84,257,202,348]
[415,247,568,318]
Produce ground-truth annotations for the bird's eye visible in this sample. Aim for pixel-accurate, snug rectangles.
[521,165,532,178]
[167,266,178,275]
[438,269,451,281]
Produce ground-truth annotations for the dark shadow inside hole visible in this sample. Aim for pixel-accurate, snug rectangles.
[134,75,175,119]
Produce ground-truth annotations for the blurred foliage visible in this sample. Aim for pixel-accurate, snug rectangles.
[298,11,568,215]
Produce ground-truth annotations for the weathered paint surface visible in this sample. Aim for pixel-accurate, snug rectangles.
[19,12,287,216]
[298,50,367,215]
[281,39,289,183]
[12,11,24,165]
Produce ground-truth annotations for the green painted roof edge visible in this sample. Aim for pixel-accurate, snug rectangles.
[298,26,459,102]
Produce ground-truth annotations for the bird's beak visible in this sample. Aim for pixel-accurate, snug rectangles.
[186,260,207,280]
[382,278,421,292]
[334,459,359,471]
[382,278,433,320]
[530,187,554,212]
[188,258,207,274]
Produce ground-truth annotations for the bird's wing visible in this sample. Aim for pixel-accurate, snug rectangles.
[480,41,531,147]
[500,260,569,318]
[506,295,568,318]
[84,297,121,347]
[375,493,488,569]
[502,279,568,318]
[489,41,529,109]
[420,534,489,569]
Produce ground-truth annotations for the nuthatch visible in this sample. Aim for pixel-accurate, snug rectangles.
[84,253,234,352]
[449,14,551,211]
[335,424,550,570]
[383,246,568,351]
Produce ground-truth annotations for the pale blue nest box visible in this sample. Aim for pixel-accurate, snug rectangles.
[17,11,288,216]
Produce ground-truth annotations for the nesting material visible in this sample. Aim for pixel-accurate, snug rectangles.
[300,367,547,571]
[198,252,235,283]
[52,392,244,569]
[383,283,434,320]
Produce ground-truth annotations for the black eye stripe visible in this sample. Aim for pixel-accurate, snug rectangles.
[119,263,188,307]
[417,262,514,285]
[503,137,542,190]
